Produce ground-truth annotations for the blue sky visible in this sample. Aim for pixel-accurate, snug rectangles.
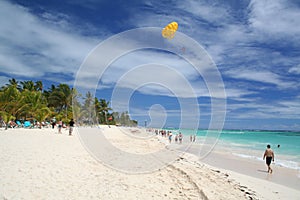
[0,0,299,130]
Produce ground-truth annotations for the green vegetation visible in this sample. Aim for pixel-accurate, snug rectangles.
[0,78,137,129]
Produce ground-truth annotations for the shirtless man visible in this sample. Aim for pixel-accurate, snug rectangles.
[68,119,75,136]
[263,144,274,173]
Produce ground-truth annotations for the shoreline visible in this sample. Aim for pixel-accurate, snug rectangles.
[0,127,299,199]
[181,142,300,190]
[162,128,300,168]
[153,130,300,190]
[200,148,300,190]
[151,128,300,189]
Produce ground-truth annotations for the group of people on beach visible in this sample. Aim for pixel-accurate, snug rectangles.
[154,129,199,144]
[167,131,183,144]
[190,134,196,142]
[50,118,75,136]
[1,119,51,129]
[155,129,183,144]
[174,133,183,144]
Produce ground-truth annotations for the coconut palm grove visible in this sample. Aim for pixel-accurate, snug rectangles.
[0,78,137,129]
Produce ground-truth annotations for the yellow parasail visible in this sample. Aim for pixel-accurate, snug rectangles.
[162,22,178,39]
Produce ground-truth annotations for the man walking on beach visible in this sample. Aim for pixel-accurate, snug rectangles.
[263,144,274,173]
[69,119,75,136]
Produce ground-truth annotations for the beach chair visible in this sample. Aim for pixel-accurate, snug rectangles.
[24,121,32,128]
[16,120,23,128]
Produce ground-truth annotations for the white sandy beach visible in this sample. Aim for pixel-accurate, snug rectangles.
[0,126,299,200]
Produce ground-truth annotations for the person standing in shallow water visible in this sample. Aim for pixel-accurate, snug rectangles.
[263,144,275,173]
[178,132,183,144]
[168,131,173,143]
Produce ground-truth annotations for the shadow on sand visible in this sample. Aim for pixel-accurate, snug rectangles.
[257,169,268,173]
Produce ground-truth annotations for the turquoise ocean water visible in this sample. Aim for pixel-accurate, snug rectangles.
[167,129,300,170]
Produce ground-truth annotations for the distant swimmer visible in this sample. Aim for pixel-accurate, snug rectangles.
[277,144,280,148]
[263,144,275,173]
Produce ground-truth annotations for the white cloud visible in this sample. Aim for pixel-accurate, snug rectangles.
[225,93,300,120]
[288,64,300,74]
[248,0,300,41]
[175,0,233,25]
[0,0,99,79]
[224,68,296,89]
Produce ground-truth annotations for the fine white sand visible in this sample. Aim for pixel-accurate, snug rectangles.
[0,126,299,200]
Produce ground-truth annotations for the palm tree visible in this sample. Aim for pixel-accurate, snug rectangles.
[21,90,50,120]
[112,111,120,124]
[72,103,84,125]
[35,108,51,128]
[0,78,137,128]
[94,97,101,123]
[4,78,21,91]
[20,80,35,91]
[0,111,15,130]
[0,85,22,129]
[44,84,56,108]
[98,99,112,124]
[47,84,73,118]
[70,88,85,123]
[34,81,43,92]
[82,91,95,125]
